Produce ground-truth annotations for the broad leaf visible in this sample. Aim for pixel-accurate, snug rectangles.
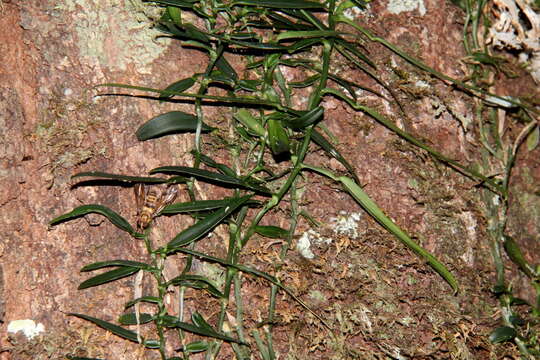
[136,111,214,141]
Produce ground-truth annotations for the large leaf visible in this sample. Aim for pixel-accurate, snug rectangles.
[50,204,134,235]
[136,111,214,141]
[164,195,252,251]
[72,171,167,184]
[303,165,459,293]
[78,266,140,289]
[150,166,271,195]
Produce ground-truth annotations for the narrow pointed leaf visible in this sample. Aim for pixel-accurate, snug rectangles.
[78,266,140,289]
[161,199,236,214]
[50,204,134,234]
[254,225,289,238]
[147,0,197,8]
[193,151,237,177]
[69,313,141,343]
[136,111,214,141]
[234,109,266,137]
[159,78,196,99]
[276,30,341,41]
[150,166,271,194]
[165,195,252,251]
[125,296,160,308]
[503,235,536,278]
[215,55,238,81]
[161,315,244,344]
[311,130,359,183]
[168,274,224,298]
[341,175,458,292]
[232,0,325,9]
[284,106,324,129]
[191,312,214,332]
[119,312,154,325]
[81,260,153,272]
[72,171,167,184]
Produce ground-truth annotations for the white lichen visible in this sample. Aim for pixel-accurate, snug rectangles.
[296,229,331,259]
[331,211,363,238]
[7,319,45,340]
[387,0,426,16]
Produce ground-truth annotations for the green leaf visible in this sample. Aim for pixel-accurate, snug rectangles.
[284,106,324,129]
[161,315,245,344]
[150,166,271,194]
[215,55,238,81]
[232,0,325,9]
[50,204,135,235]
[267,119,290,156]
[165,195,252,251]
[193,151,237,177]
[136,111,214,141]
[69,313,142,344]
[191,312,215,332]
[161,199,232,214]
[489,326,517,343]
[118,312,154,325]
[503,235,536,278]
[311,129,359,183]
[78,266,140,289]
[183,341,209,353]
[526,124,539,151]
[234,109,266,137]
[167,274,224,298]
[254,225,289,238]
[81,260,153,272]
[147,0,197,8]
[125,296,161,308]
[276,30,341,41]
[159,78,196,99]
[72,171,167,184]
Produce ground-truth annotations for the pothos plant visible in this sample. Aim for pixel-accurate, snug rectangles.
[49,0,537,359]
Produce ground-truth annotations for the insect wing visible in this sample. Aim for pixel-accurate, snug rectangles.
[154,185,178,216]
[134,183,146,214]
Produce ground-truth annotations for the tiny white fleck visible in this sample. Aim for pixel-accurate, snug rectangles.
[8,319,45,339]
[63,88,73,96]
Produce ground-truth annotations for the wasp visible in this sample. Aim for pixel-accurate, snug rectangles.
[134,183,178,230]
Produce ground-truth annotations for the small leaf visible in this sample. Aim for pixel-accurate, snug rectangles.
[311,130,359,183]
[215,55,238,81]
[193,151,237,177]
[183,341,209,353]
[78,266,140,289]
[191,312,214,332]
[267,119,290,156]
[159,78,196,99]
[234,109,266,137]
[69,313,141,343]
[284,106,324,130]
[276,30,341,41]
[72,171,167,184]
[136,111,214,141]
[50,204,134,235]
[125,296,161,308]
[161,199,235,214]
[119,312,154,325]
[489,326,517,343]
[165,195,252,251]
[231,0,325,9]
[503,235,536,278]
[526,125,539,151]
[161,315,245,344]
[81,260,152,272]
[254,225,289,238]
[168,274,224,298]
